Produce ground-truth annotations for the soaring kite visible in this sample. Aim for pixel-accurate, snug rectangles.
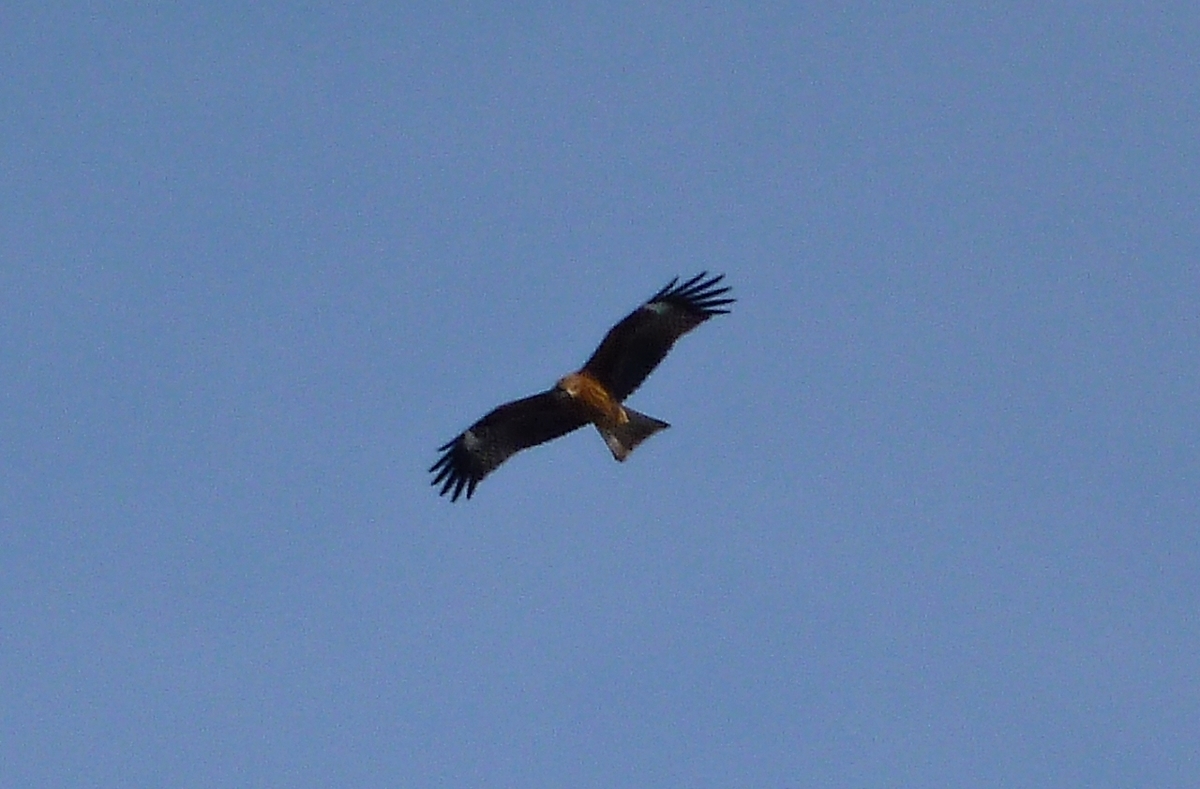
[430,272,734,501]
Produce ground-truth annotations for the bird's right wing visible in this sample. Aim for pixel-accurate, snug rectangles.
[582,272,734,402]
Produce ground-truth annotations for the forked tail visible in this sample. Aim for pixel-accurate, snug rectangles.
[598,408,670,461]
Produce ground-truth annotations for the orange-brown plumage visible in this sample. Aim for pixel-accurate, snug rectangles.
[557,370,628,427]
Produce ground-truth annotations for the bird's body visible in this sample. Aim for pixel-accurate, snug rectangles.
[557,370,626,429]
[430,272,734,501]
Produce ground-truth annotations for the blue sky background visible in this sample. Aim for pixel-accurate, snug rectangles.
[2,4,1198,787]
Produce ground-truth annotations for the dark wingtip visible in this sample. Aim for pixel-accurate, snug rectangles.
[430,435,480,502]
[650,271,735,317]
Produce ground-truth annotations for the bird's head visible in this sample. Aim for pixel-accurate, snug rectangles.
[556,372,583,398]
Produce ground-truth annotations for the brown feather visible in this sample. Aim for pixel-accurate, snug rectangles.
[582,272,734,401]
[429,389,587,501]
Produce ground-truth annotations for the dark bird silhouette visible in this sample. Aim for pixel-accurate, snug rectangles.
[430,273,734,501]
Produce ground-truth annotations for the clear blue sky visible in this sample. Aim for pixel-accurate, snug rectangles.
[3,4,1197,787]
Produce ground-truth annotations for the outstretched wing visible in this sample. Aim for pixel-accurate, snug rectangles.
[430,389,587,501]
[582,272,734,402]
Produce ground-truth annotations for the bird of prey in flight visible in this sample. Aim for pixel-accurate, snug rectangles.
[430,272,734,501]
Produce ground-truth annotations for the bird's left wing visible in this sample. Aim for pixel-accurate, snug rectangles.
[430,389,588,501]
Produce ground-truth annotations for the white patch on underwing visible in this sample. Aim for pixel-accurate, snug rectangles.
[462,429,482,451]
